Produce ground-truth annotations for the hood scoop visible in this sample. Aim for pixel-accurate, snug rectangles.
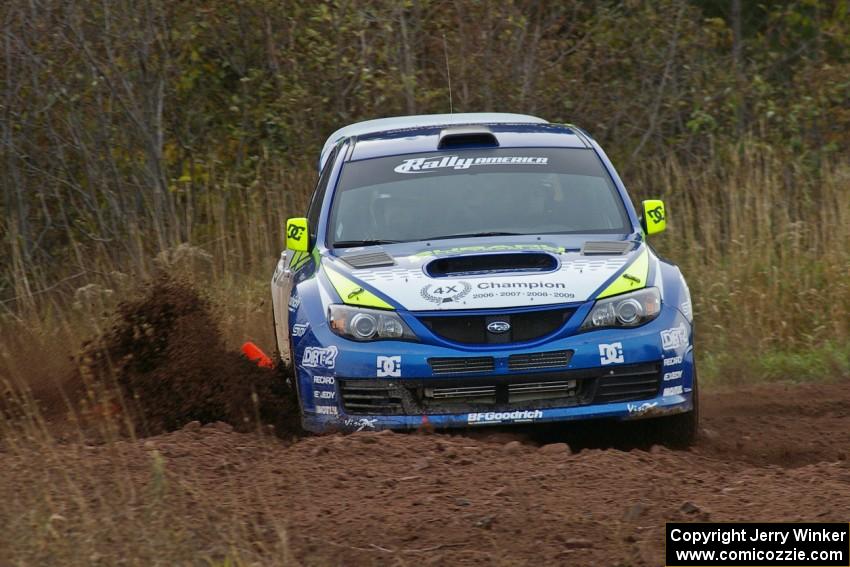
[340,250,395,269]
[581,241,635,256]
[425,252,557,278]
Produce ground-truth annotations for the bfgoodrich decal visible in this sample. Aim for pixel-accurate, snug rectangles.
[468,410,543,424]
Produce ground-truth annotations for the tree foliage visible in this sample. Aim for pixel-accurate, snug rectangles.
[1,0,849,294]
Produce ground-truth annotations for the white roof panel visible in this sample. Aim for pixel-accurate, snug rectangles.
[319,113,547,170]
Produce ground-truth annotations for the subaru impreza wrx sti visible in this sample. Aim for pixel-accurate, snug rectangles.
[271,113,698,445]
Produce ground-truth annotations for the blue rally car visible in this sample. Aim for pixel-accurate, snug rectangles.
[271,113,697,445]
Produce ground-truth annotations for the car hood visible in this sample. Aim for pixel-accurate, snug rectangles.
[322,236,642,312]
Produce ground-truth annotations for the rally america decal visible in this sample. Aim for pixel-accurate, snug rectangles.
[394,155,548,174]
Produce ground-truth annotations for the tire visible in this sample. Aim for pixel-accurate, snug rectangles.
[654,367,700,448]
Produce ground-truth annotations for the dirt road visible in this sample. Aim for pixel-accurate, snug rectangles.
[4,282,847,565]
[4,379,849,566]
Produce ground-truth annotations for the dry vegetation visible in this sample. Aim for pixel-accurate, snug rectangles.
[2,146,847,395]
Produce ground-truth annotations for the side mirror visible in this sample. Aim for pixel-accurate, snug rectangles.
[641,199,666,235]
[285,217,309,252]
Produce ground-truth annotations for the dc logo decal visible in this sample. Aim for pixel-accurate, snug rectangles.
[287,224,306,241]
[599,342,624,365]
[647,206,665,224]
[377,355,401,377]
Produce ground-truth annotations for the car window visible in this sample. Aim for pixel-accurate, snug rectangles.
[328,148,630,245]
[307,144,341,243]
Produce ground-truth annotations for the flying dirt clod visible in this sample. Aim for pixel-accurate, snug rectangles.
[70,276,300,437]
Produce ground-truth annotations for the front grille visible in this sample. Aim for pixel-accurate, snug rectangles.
[508,350,573,371]
[338,363,662,415]
[426,385,497,402]
[418,307,573,345]
[428,356,495,375]
[593,364,661,403]
[339,381,404,414]
[508,380,577,402]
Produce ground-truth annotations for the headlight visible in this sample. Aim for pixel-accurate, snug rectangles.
[328,305,417,341]
[580,288,661,330]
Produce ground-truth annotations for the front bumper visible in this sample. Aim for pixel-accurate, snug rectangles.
[293,304,694,433]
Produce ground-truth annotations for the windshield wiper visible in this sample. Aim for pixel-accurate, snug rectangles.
[422,231,523,241]
[332,239,402,248]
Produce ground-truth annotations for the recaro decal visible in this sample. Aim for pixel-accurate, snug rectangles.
[394,155,548,174]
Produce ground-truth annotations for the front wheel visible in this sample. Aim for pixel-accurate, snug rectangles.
[654,368,700,448]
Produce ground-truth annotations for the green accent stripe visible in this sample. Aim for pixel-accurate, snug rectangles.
[596,248,649,299]
[291,250,311,271]
[323,266,394,310]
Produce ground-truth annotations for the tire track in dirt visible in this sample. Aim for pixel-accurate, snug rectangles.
[3,380,848,566]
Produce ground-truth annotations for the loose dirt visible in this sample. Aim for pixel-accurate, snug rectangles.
[3,382,849,565]
[3,279,849,565]
[62,276,300,438]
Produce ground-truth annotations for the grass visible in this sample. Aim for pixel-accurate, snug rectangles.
[2,143,849,390]
[0,415,297,566]
[701,342,850,388]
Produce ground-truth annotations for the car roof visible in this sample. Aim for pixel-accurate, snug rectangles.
[319,112,574,171]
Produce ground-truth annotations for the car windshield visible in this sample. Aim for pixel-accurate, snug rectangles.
[328,148,630,247]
